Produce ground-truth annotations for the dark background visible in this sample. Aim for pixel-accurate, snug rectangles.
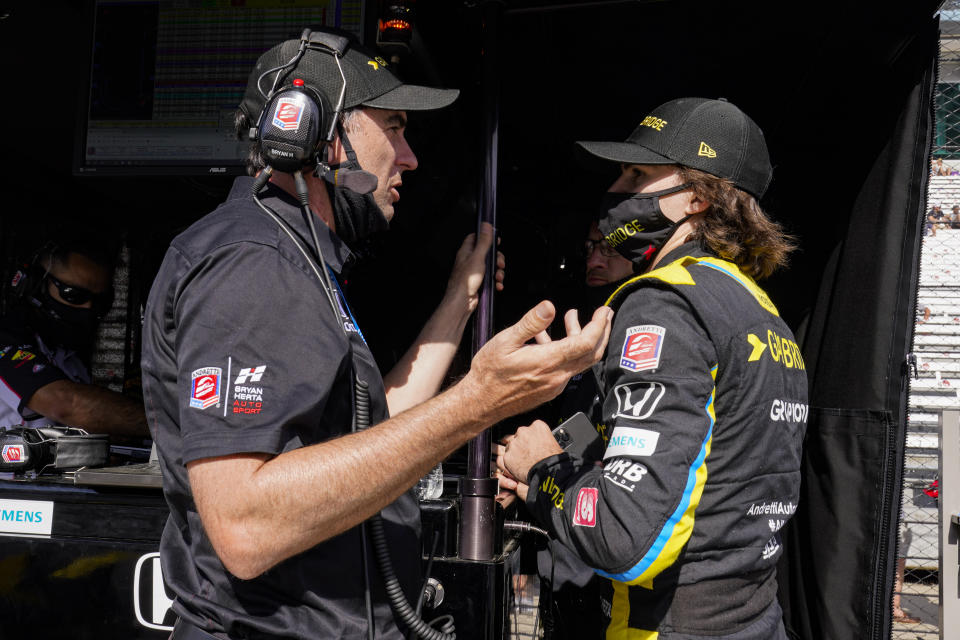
[0,0,941,371]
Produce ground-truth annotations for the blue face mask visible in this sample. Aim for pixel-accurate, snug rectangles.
[596,183,691,269]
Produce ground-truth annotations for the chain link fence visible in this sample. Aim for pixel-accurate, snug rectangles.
[899,4,960,636]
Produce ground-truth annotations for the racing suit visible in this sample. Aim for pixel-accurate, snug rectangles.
[525,243,807,638]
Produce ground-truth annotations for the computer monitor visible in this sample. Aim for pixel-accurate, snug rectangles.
[73,0,365,176]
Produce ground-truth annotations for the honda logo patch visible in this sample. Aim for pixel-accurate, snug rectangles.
[612,381,665,421]
[573,487,598,527]
[620,325,665,372]
[190,367,221,410]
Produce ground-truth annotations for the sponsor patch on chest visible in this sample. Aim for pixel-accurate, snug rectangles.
[619,325,665,372]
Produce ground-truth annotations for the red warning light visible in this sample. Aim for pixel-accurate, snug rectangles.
[377,0,414,48]
[380,19,412,33]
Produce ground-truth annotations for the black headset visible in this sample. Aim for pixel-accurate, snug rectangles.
[246,30,355,336]
[249,29,350,176]
[9,242,53,306]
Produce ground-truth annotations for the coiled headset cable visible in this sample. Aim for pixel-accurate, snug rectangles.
[355,378,457,640]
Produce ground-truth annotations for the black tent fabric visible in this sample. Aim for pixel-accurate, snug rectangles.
[780,17,938,640]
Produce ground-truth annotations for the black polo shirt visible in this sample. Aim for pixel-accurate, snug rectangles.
[141,177,421,639]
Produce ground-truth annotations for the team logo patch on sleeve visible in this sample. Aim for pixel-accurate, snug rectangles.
[620,325,666,372]
[11,350,36,369]
[612,381,665,421]
[234,366,265,384]
[189,367,222,410]
[604,426,661,459]
[232,364,266,415]
[573,487,599,527]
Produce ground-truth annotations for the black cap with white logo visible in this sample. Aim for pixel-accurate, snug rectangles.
[577,97,772,199]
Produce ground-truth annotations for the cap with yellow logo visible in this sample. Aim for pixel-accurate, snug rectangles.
[577,97,772,199]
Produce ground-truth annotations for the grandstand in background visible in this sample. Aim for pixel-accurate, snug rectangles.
[896,7,960,636]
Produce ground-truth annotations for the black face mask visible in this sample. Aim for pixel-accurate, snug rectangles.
[329,182,389,248]
[323,124,389,249]
[30,290,100,353]
[597,183,692,269]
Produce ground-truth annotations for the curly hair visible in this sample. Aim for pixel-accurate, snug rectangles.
[679,166,796,280]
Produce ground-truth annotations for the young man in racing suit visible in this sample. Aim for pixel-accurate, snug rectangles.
[498,97,807,639]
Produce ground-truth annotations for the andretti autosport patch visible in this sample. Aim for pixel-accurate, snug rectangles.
[190,367,221,410]
[620,325,666,372]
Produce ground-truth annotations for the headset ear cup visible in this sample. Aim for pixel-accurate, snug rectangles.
[9,265,27,298]
[258,86,330,173]
[10,241,56,306]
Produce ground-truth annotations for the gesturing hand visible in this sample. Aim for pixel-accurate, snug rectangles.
[463,301,613,423]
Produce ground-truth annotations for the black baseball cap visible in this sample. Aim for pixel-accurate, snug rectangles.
[239,29,459,122]
[577,97,772,199]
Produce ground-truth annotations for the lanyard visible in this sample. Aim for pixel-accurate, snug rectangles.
[326,265,367,345]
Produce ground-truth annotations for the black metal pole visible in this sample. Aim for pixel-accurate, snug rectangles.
[460,0,502,562]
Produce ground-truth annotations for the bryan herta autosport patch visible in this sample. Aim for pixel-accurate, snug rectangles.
[232,364,267,416]
[620,325,666,372]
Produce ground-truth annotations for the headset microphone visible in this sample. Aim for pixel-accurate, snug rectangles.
[318,166,378,194]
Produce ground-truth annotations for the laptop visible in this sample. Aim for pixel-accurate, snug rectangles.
[72,460,163,488]
[72,444,163,489]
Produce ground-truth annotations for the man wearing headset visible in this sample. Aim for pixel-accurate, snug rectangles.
[0,236,147,436]
[140,28,611,640]
[498,98,807,639]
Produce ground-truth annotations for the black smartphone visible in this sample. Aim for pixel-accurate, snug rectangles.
[552,412,605,462]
